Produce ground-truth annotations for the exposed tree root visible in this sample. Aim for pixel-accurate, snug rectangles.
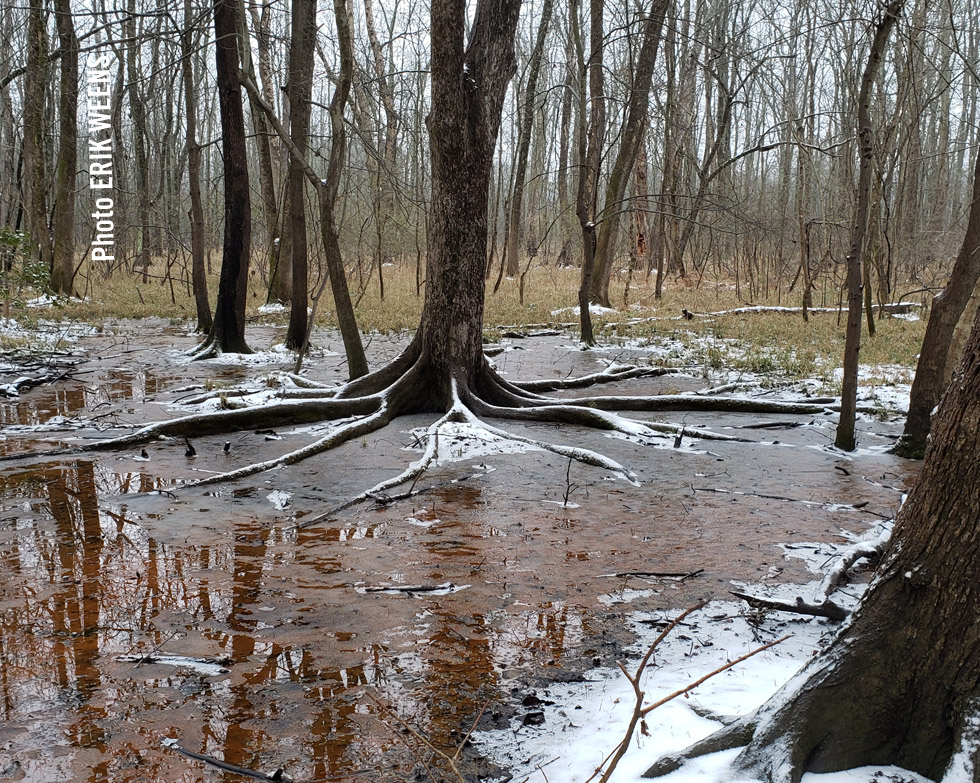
[6,356,838,515]
[514,363,677,392]
[642,714,759,777]
[731,523,892,622]
[183,402,393,487]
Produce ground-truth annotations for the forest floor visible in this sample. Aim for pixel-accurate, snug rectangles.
[0,307,920,783]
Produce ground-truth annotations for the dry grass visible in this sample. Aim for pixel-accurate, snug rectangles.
[14,256,927,379]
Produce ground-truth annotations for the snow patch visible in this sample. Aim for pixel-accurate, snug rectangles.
[266,490,292,510]
[550,303,619,317]
[406,421,543,462]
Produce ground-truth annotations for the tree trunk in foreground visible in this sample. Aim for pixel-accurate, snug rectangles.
[895,145,980,458]
[201,0,252,355]
[835,0,901,451]
[406,0,520,404]
[721,288,980,783]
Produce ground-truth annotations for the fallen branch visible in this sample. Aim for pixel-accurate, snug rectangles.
[604,569,704,582]
[730,590,849,622]
[817,523,891,600]
[358,581,463,595]
[163,738,290,782]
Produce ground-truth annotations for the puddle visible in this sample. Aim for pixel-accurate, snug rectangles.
[0,325,920,781]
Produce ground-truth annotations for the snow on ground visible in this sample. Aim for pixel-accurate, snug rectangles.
[551,304,621,317]
[476,522,925,783]
[405,421,544,461]
[0,315,98,350]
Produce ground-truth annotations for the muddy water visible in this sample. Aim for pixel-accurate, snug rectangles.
[0,326,919,782]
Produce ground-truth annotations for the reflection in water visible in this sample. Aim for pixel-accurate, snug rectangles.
[0,461,592,781]
[0,367,171,428]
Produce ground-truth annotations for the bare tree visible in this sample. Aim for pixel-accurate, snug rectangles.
[182,0,211,333]
[192,0,253,357]
[835,0,902,452]
[895,145,980,457]
[590,0,670,307]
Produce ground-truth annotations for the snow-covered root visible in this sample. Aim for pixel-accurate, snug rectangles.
[514,364,677,392]
[185,337,253,362]
[454,386,638,484]
[641,714,759,778]
[296,403,470,530]
[285,373,335,389]
[733,522,893,622]
[462,387,744,445]
[560,393,833,415]
[181,402,393,488]
[817,522,892,601]
[0,396,385,463]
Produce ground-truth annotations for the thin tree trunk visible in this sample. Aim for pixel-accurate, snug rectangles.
[200,0,253,356]
[574,0,604,345]
[284,0,315,349]
[50,0,78,296]
[504,0,554,277]
[183,0,211,333]
[591,0,670,306]
[125,0,151,282]
[835,0,902,451]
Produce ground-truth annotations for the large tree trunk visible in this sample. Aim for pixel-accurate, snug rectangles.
[412,0,520,404]
[50,0,78,296]
[197,0,252,356]
[835,1,902,451]
[715,284,980,783]
[895,145,980,457]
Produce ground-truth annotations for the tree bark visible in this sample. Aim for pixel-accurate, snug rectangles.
[50,0,78,296]
[835,1,902,451]
[895,145,980,457]
[283,0,315,350]
[200,0,252,356]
